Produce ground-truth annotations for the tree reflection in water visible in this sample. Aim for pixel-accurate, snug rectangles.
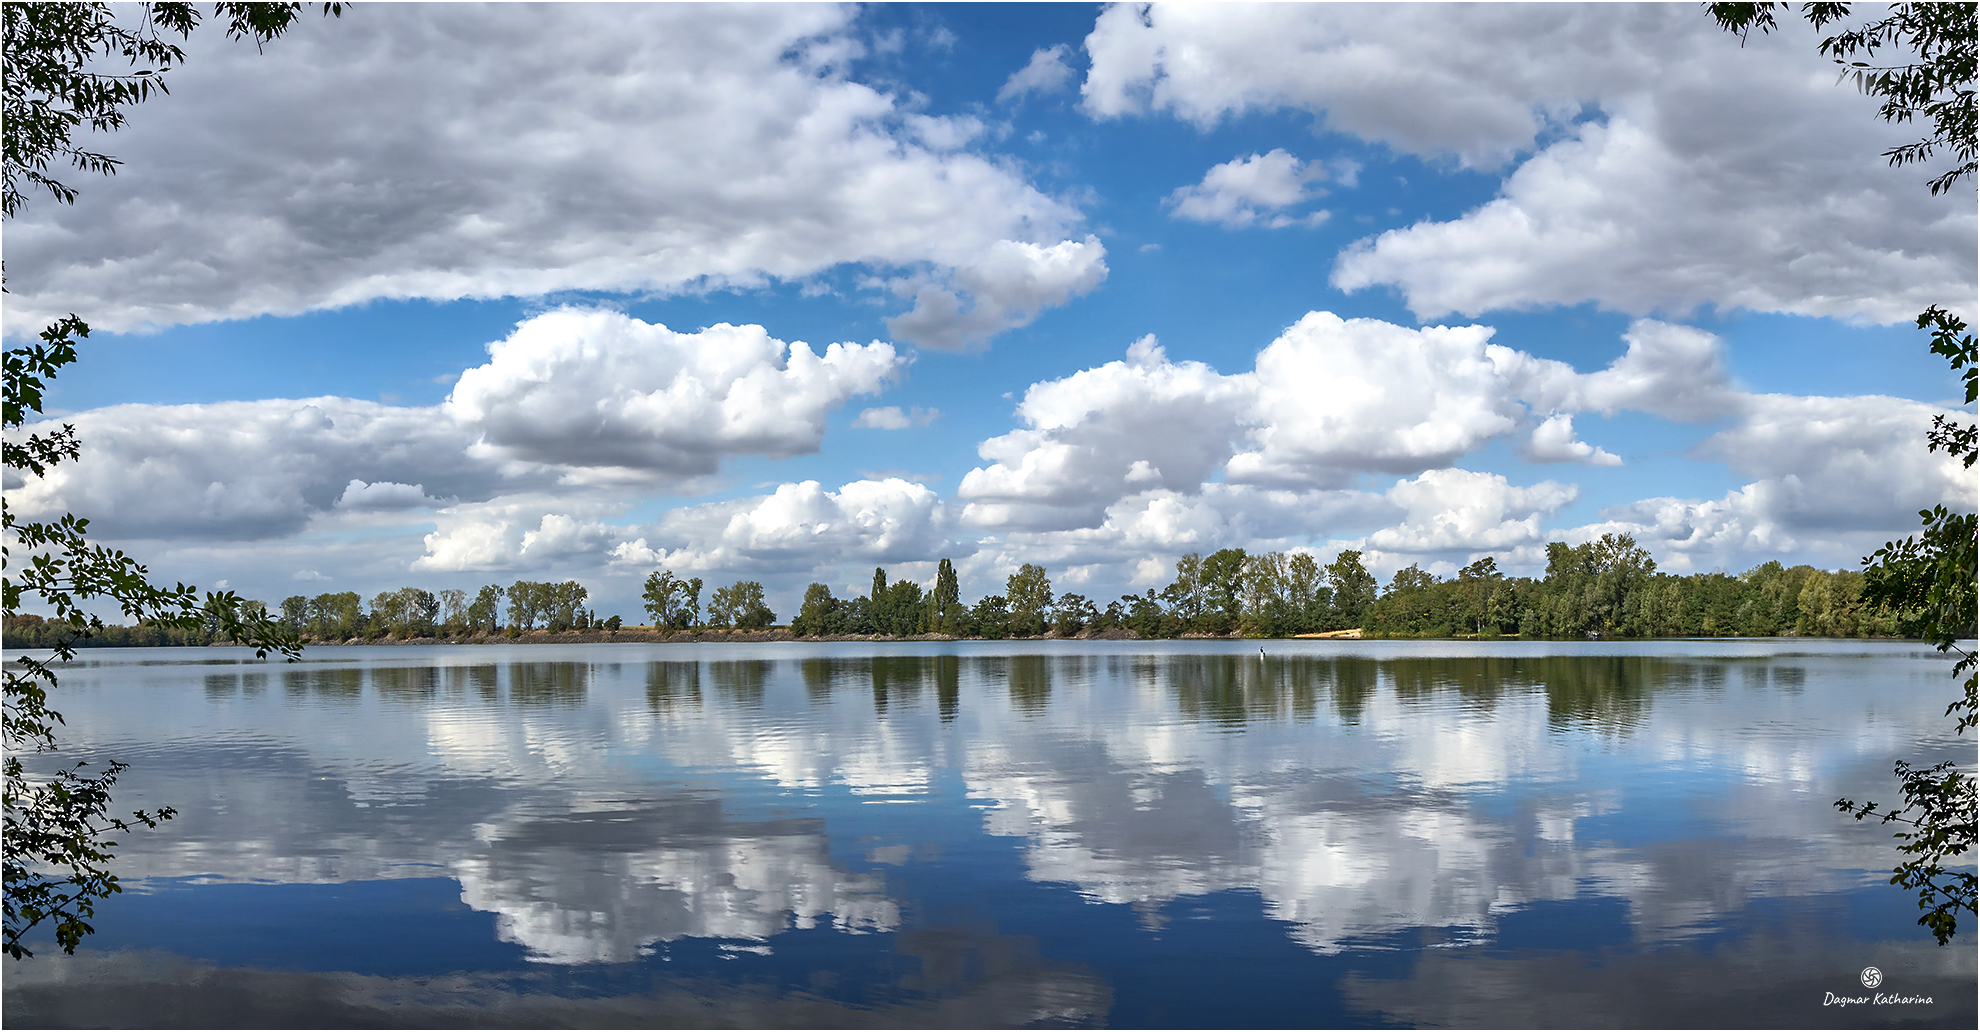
[1008,655,1052,716]
[645,661,701,711]
[643,651,1801,738]
[6,642,1968,1028]
[708,659,770,709]
[506,661,587,706]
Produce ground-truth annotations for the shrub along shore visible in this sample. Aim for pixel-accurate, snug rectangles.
[6,534,1950,650]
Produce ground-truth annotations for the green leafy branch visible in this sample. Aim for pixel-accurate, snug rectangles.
[1920,306,1978,468]
[1838,759,1979,946]
[1707,3,1977,194]
[1,758,173,960]
[4,315,299,960]
[4,1,346,962]
[3,2,347,217]
[1712,6,1979,946]
[1839,308,1978,945]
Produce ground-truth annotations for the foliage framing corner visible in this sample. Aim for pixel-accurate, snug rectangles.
[1707,0,1979,945]
[3,1,341,960]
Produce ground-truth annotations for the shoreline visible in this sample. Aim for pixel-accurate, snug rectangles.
[289,626,1157,646]
[24,627,1934,650]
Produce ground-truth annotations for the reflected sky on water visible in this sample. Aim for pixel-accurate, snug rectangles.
[5,640,1974,1028]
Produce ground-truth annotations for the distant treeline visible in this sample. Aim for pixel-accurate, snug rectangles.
[770,534,1924,641]
[1361,536,1918,640]
[5,614,219,649]
[5,534,1944,650]
[5,580,621,650]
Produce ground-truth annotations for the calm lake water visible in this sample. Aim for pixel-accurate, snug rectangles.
[4,639,1975,1028]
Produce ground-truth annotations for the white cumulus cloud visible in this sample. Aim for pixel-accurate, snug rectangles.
[1165,149,1329,229]
[1083,3,1973,324]
[1696,393,1970,530]
[999,44,1076,103]
[10,311,900,543]
[951,308,1967,577]
[959,335,1254,530]
[1523,414,1623,467]
[1562,392,1969,571]
[602,479,955,579]
[980,484,1398,580]
[1082,2,1646,165]
[413,500,625,574]
[1228,313,1528,487]
[1367,469,1580,554]
[885,236,1110,352]
[852,406,939,430]
[958,314,1731,532]
[445,309,901,473]
[1329,119,1972,323]
[3,4,1097,343]
[1501,320,1742,423]
[6,397,499,541]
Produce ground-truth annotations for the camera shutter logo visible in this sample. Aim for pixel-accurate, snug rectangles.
[1860,966,1883,989]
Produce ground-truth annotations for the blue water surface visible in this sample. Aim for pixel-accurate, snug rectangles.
[4,639,1973,1028]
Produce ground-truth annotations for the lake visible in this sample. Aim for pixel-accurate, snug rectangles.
[4,639,1974,1028]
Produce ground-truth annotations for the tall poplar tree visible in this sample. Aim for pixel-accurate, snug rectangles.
[930,558,963,635]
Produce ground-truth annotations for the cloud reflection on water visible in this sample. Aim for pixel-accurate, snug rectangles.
[958,651,1945,953]
[454,796,897,964]
[21,642,1964,975]
[5,935,1115,1029]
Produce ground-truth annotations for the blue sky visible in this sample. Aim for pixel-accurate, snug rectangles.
[6,3,1972,621]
